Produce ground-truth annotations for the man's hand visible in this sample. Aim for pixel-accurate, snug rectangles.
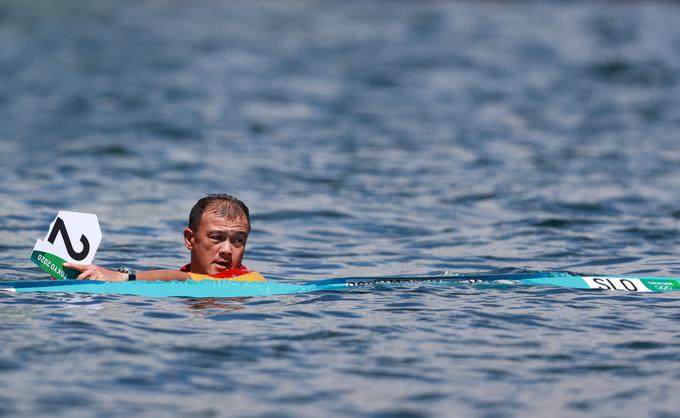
[63,263,129,282]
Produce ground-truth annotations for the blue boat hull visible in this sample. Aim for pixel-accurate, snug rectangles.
[2,272,679,298]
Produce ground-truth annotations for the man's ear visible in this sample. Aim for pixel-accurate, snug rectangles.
[184,228,194,250]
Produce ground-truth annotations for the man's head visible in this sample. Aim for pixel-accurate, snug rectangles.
[184,194,251,274]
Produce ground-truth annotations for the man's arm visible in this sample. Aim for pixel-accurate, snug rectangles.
[63,263,190,282]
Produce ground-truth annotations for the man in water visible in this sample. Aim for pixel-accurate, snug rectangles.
[65,194,263,282]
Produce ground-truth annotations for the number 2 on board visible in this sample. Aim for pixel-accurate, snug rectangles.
[46,217,90,261]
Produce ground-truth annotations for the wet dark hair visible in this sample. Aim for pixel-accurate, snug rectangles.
[188,194,250,232]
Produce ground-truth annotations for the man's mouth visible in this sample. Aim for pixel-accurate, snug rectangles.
[214,261,231,270]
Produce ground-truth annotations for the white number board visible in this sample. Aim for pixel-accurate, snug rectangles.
[30,211,102,279]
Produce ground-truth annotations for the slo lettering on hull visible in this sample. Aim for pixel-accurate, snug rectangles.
[582,277,651,292]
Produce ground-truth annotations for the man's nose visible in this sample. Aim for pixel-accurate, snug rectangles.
[219,239,233,255]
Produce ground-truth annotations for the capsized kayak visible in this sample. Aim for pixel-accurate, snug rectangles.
[1,272,679,298]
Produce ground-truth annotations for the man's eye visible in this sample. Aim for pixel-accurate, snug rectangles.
[231,236,246,246]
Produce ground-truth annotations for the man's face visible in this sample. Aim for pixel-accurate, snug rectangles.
[184,210,250,275]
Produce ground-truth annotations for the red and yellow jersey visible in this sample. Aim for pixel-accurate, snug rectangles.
[179,264,266,282]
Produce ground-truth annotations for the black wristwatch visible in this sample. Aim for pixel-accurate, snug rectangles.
[117,267,137,281]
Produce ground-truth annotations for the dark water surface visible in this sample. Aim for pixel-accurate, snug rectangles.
[1,1,680,417]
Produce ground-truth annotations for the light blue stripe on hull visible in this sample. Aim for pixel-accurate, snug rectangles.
[2,280,323,298]
[518,276,592,289]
